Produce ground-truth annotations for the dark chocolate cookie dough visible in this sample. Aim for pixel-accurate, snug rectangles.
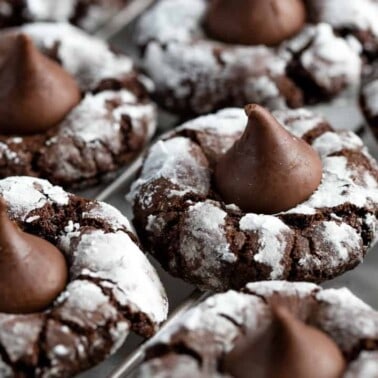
[0,23,156,188]
[132,282,378,378]
[128,107,378,291]
[0,176,168,377]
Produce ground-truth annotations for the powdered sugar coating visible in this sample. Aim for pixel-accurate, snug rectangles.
[345,352,378,378]
[128,138,210,209]
[136,0,363,115]
[133,282,378,378]
[130,107,378,290]
[306,0,378,55]
[293,24,361,92]
[0,23,156,188]
[240,215,293,279]
[1,0,128,31]
[0,177,168,377]
[0,176,69,220]
[179,201,235,290]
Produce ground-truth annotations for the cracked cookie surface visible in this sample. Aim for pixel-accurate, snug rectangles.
[131,281,378,378]
[0,23,156,189]
[0,176,168,377]
[128,107,378,291]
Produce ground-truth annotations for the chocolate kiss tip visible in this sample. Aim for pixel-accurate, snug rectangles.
[0,197,68,314]
[0,32,81,136]
[205,0,306,46]
[222,305,346,378]
[214,104,323,214]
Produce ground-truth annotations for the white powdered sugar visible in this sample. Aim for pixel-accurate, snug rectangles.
[178,108,246,136]
[25,0,76,21]
[148,290,265,354]
[246,281,319,298]
[315,288,378,353]
[310,0,378,38]
[0,177,69,220]
[312,131,364,157]
[317,288,372,311]
[324,223,362,264]
[50,90,154,145]
[180,201,236,289]
[286,155,378,215]
[65,230,168,326]
[21,23,134,91]
[55,280,119,325]
[345,352,378,378]
[299,222,363,268]
[128,138,210,207]
[0,315,43,363]
[83,202,131,231]
[240,215,293,279]
[299,24,361,91]
[136,0,206,45]
[273,108,325,138]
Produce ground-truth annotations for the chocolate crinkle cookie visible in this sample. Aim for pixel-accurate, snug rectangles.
[0,23,156,188]
[0,0,128,31]
[131,282,378,378]
[128,106,378,291]
[361,61,378,139]
[0,176,168,377]
[134,0,369,116]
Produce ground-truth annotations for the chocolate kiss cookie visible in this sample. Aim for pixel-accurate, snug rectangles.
[0,23,156,188]
[0,199,67,314]
[135,0,363,116]
[129,107,378,291]
[0,176,168,377]
[215,105,322,214]
[131,282,378,378]
[0,34,81,135]
[222,306,346,378]
[205,0,306,46]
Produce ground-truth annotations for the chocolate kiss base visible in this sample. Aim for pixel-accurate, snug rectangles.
[222,306,346,378]
[214,104,323,214]
[0,199,68,314]
[205,0,306,46]
[0,33,81,135]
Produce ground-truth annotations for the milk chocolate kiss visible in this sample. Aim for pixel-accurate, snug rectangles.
[205,0,306,46]
[214,105,322,214]
[0,200,68,314]
[222,306,346,378]
[0,34,81,135]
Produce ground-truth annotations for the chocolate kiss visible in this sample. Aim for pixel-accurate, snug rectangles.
[0,34,81,135]
[222,306,346,378]
[214,104,322,214]
[205,0,306,46]
[0,200,68,314]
